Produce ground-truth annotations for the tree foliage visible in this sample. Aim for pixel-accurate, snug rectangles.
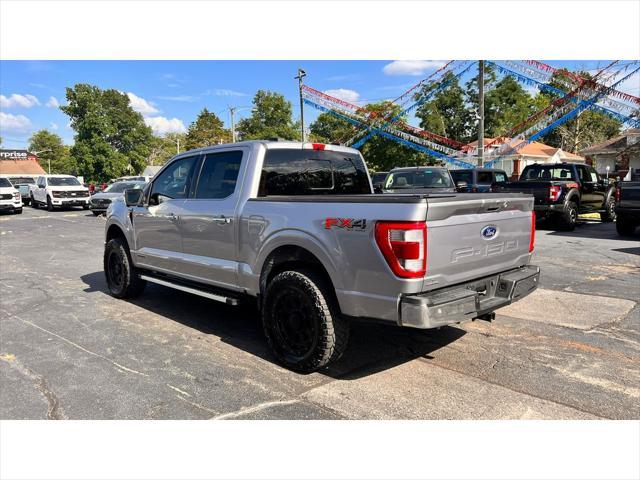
[184,108,230,150]
[147,132,187,166]
[237,90,299,141]
[309,101,434,172]
[61,84,154,182]
[28,129,76,174]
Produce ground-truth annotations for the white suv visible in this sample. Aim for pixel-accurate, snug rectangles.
[30,175,90,211]
[0,177,22,214]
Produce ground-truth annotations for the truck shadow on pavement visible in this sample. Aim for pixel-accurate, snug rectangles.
[543,220,639,240]
[80,271,466,380]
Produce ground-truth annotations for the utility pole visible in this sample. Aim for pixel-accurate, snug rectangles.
[477,60,485,167]
[229,106,237,143]
[176,137,180,154]
[295,68,307,142]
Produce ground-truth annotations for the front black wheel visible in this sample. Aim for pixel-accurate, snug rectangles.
[600,198,616,222]
[262,269,349,373]
[31,195,38,209]
[46,196,54,212]
[103,238,146,298]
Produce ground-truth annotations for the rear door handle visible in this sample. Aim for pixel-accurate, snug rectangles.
[212,215,232,225]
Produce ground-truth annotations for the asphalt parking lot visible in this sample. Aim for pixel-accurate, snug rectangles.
[1,206,638,420]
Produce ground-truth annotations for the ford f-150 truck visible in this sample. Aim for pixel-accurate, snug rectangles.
[104,141,539,372]
[30,174,90,211]
[496,162,616,230]
[615,181,640,236]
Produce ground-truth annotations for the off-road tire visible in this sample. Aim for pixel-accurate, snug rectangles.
[600,197,616,222]
[557,201,578,231]
[616,215,637,236]
[46,196,54,212]
[103,237,146,299]
[262,268,349,373]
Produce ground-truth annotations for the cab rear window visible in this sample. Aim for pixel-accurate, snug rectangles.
[259,149,371,196]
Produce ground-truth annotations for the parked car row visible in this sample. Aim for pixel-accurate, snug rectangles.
[371,162,623,233]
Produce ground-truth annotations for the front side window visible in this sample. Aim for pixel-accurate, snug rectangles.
[195,151,243,199]
[37,177,46,187]
[450,171,473,184]
[259,149,370,196]
[48,177,81,186]
[494,171,508,183]
[477,171,493,184]
[150,156,197,205]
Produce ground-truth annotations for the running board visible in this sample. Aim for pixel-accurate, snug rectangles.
[140,275,239,306]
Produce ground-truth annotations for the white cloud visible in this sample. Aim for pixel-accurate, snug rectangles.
[323,88,361,104]
[0,112,33,132]
[0,93,40,108]
[50,122,59,130]
[383,60,447,76]
[144,116,186,135]
[46,96,60,108]
[126,92,159,115]
[206,88,248,97]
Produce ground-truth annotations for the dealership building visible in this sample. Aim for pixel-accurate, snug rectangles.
[0,149,46,177]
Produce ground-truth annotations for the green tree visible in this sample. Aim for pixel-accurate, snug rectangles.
[148,132,187,166]
[237,90,299,140]
[415,72,473,143]
[308,112,354,144]
[184,108,230,150]
[484,76,538,137]
[61,84,154,181]
[536,70,622,152]
[28,129,77,174]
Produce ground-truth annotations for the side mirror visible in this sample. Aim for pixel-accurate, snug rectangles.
[124,188,143,207]
[456,181,468,192]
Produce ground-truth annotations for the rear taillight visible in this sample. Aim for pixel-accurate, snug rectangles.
[529,211,536,253]
[615,185,621,203]
[375,221,427,278]
[548,185,562,202]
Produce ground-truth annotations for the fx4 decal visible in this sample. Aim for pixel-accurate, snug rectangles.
[325,217,367,230]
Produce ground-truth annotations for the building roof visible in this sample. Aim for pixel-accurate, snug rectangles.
[580,129,640,155]
[463,137,585,162]
[0,159,46,175]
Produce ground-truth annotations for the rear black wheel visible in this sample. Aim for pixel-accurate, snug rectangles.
[557,201,578,231]
[103,238,146,298]
[600,198,616,222]
[616,215,637,236]
[262,268,349,373]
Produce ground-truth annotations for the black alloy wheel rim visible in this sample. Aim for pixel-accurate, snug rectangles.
[569,206,577,224]
[608,200,616,221]
[107,251,125,292]
[271,285,318,360]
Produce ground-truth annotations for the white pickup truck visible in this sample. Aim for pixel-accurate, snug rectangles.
[30,174,90,211]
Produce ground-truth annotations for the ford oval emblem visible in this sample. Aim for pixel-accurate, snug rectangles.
[481,225,498,239]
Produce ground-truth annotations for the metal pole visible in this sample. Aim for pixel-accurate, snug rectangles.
[295,68,307,142]
[176,137,180,154]
[477,60,485,167]
[230,107,236,143]
[48,158,51,174]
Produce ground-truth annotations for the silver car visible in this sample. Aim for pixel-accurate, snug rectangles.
[90,181,146,215]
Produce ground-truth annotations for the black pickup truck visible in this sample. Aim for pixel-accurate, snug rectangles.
[615,181,640,236]
[496,163,616,231]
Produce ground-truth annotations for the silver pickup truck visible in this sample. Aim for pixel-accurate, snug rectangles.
[104,141,539,372]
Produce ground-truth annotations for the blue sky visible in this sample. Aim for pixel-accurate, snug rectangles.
[1,60,637,149]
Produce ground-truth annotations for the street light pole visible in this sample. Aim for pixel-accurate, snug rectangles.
[295,68,307,142]
[477,60,485,167]
[229,106,237,143]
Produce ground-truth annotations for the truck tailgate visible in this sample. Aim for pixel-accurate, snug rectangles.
[423,194,534,291]
[497,182,551,205]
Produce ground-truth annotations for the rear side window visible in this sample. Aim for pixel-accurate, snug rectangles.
[259,149,370,196]
[195,151,243,199]
[477,172,493,184]
[450,171,473,184]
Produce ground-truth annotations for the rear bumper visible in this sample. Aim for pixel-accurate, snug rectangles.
[615,206,640,220]
[399,265,540,329]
